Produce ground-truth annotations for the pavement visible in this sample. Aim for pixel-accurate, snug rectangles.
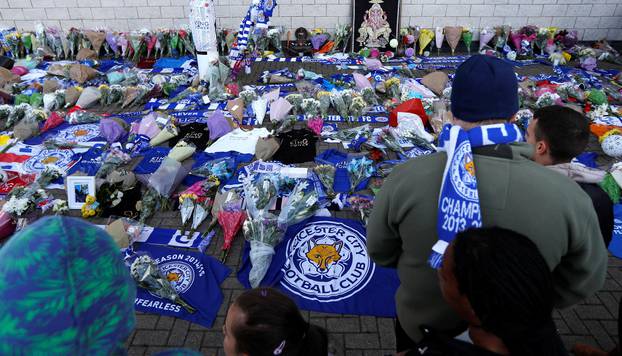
[119,57,622,355]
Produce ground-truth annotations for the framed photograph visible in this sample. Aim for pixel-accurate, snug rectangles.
[352,0,401,53]
[66,176,96,210]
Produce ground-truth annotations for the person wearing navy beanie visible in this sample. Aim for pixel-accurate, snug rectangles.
[367,55,607,353]
[450,55,519,123]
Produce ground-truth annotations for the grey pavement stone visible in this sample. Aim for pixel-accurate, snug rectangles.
[202,331,224,348]
[167,319,190,346]
[132,330,170,346]
[328,333,345,356]
[155,316,176,330]
[583,320,616,350]
[344,333,381,349]
[377,318,396,350]
[598,291,620,317]
[327,317,360,333]
[127,347,147,356]
[555,317,571,335]
[574,305,615,320]
[183,331,204,349]
[559,308,589,334]
[360,316,378,333]
[601,320,618,338]
[135,314,159,329]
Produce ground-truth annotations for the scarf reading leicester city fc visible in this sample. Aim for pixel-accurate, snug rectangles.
[429,123,523,269]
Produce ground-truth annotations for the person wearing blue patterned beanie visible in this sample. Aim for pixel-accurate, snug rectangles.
[368,55,607,353]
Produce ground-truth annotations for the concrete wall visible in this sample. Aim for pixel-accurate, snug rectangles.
[0,0,621,41]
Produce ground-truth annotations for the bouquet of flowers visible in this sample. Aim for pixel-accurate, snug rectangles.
[313,164,336,196]
[462,28,473,55]
[301,98,320,119]
[435,27,445,56]
[66,110,101,125]
[105,85,125,106]
[331,91,349,119]
[191,156,235,181]
[384,78,401,100]
[333,24,351,53]
[239,88,258,107]
[479,27,495,52]
[244,213,283,287]
[317,91,332,118]
[218,199,247,262]
[179,193,197,234]
[52,199,68,215]
[130,254,196,313]
[96,148,132,179]
[578,47,597,71]
[347,156,375,193]
[5,103,32,129]
[347,195,374,226]
[535,27,550,55]
[418,29,434,55]
[285,94,304,116]
[377,128,405,154]
[349,96,367,124]
[244,174,279,217]
[361,87,379,106]
[137,187,165,223]
[269,97,293,122]
[494,25,511,51]
[277,179,319,227]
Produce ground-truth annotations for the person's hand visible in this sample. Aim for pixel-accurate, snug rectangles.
[572,343,609,356]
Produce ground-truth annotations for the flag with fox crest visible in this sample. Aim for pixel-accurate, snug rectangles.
[238,217,399,317]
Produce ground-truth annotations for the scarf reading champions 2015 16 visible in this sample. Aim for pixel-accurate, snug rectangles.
[238,217,399,317]
[429,123,523,269]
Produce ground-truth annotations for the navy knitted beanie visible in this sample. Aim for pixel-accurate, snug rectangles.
[450,55,519,122]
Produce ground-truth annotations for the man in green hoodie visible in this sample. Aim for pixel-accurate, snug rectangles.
[367,55,607,352]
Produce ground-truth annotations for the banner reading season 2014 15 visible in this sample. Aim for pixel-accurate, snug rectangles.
[238,217,399,317]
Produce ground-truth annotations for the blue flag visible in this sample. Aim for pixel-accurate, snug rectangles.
[133,244,230,328]
[608,204,622,258]
[26,123,107,145]
[238,217,399,317]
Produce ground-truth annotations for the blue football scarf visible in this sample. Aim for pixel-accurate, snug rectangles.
[429,123,523,269]
[132,244,230,328]
[608,204,622,258]
[131,226,207,249]
[238,217,399,317]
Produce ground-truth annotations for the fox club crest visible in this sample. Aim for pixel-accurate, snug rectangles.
[280,220,374,302]
[54,124,101,143]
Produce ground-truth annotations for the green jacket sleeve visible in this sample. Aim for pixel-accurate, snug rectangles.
[553,205,608,309]
[367,175,402,268]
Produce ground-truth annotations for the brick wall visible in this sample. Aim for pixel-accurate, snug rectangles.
[0,0,621,41]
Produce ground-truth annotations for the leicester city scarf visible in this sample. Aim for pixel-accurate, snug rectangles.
[429,123,523,269]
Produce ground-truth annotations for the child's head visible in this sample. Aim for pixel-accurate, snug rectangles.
[224,288,327,356]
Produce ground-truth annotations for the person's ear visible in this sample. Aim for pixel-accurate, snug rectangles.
[535,140,548,155]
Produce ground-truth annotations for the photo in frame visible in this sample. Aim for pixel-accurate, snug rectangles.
[352,0,401,53]
[66,176,96,209]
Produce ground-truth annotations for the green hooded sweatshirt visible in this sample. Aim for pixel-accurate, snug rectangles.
[367,143,608,342]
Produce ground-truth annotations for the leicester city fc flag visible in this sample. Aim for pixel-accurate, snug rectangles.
[238,217,399,317]
[133,244,230,327]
